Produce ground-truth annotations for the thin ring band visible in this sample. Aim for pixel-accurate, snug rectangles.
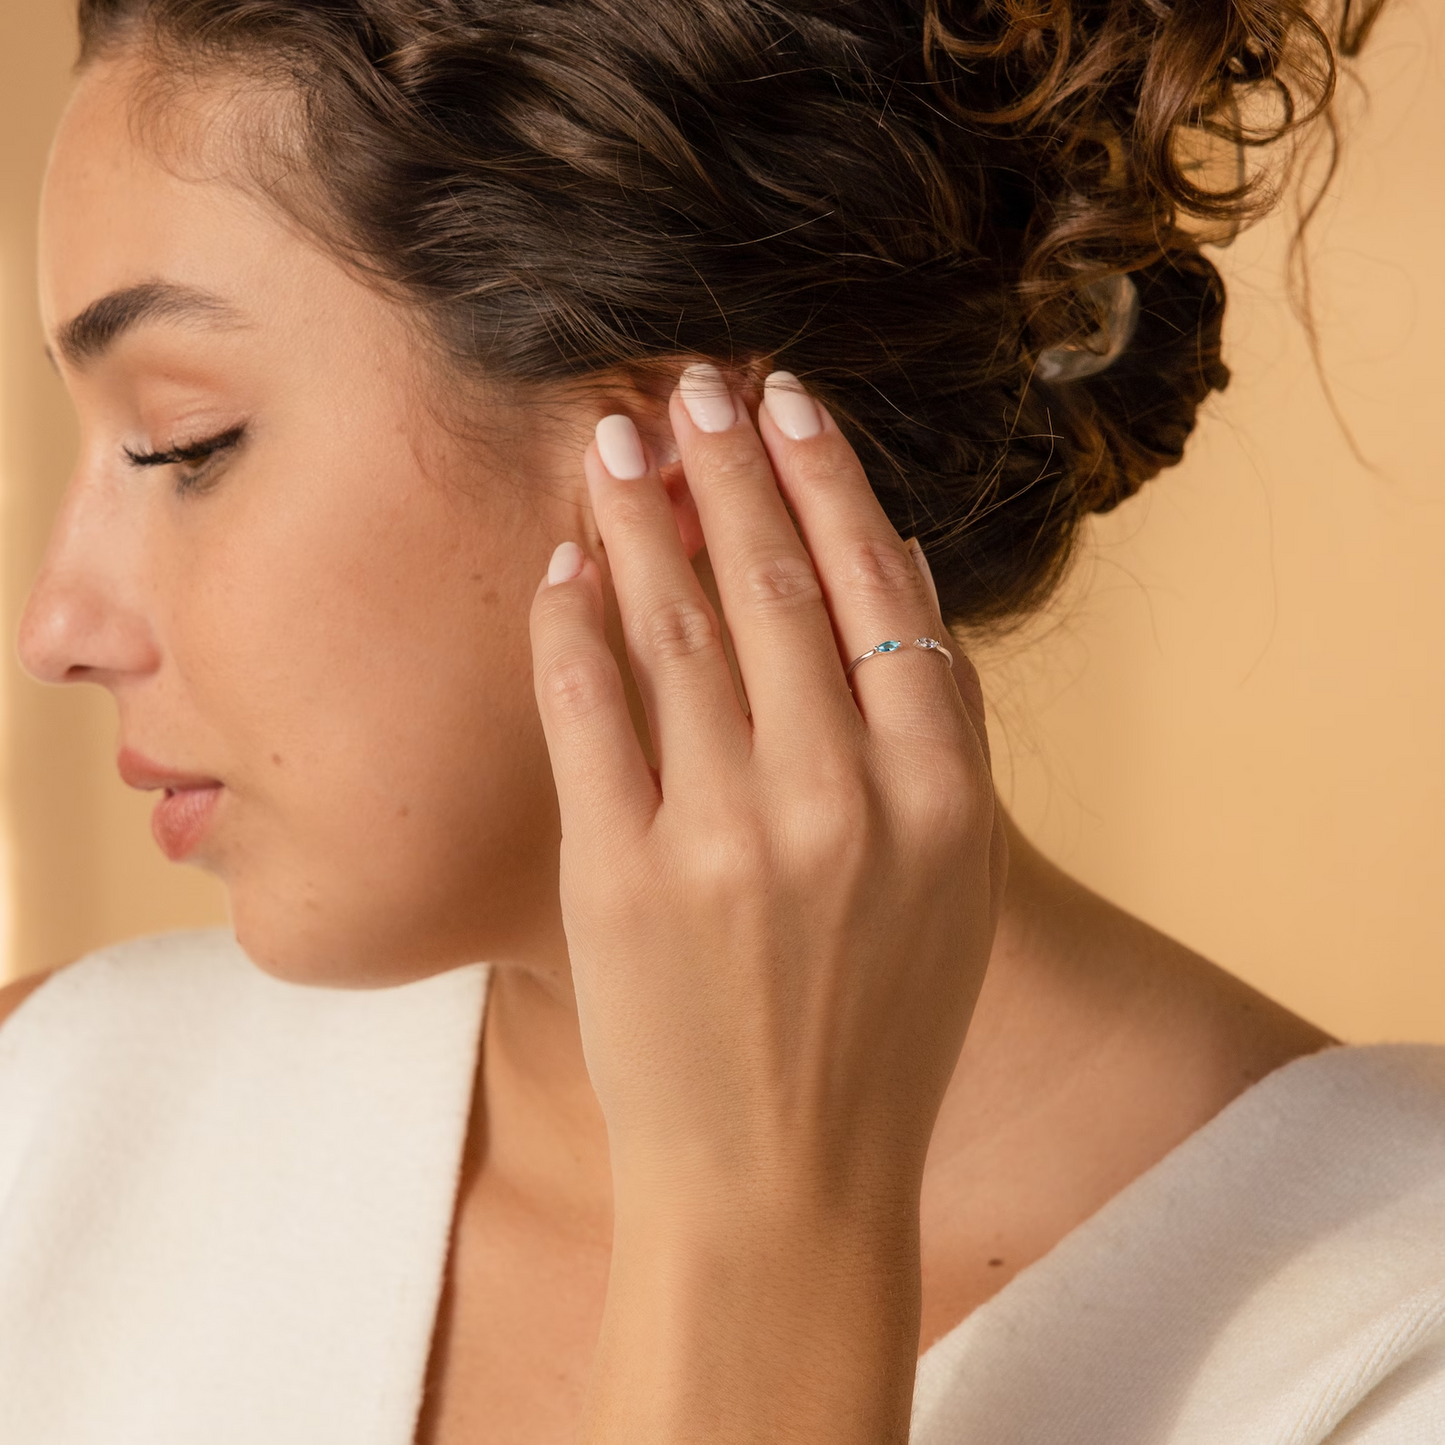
[846,636,956,681]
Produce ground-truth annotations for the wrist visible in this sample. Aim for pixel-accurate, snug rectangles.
[588,1197,921,1445]
[611,1180,922,1290]
[607,1123,930,1236]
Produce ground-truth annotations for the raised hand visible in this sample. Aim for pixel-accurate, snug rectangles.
[529,365,1006,1445]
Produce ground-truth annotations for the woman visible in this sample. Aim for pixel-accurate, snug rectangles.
[1,0,1440,1441]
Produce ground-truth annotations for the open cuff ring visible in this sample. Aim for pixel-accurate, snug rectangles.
[846,636,955,681]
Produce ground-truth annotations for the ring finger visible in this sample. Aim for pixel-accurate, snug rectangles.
[755,372,967,740]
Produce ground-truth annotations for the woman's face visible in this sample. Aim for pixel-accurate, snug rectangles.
[23,60,596,985]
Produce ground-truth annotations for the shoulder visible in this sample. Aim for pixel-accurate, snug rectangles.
[0,937,489,1441]
[0,927,489,1100]
[0,929,249,1016]
[1330,1328,1445,1443]
[0,931,255,1216]
[915,1044,1445,1445]
[1197,1047,1445,1442]
[0,926,487,1210]
[1123,1046,1445,1434]
[0,929,255,1077]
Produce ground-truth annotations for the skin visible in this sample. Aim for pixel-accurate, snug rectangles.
[1,55,1334,1445]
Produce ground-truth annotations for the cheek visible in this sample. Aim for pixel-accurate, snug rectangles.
[164,445,561,964]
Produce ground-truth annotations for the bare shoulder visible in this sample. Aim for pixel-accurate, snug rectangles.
[1095,884,1336,1086]
[0,971,59,1033]
[1046,852,1336,1096]
[1001,824,1336,1115]
[919,829,1336,1344]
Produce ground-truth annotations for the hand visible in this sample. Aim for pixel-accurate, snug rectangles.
[528,366,1006,1443]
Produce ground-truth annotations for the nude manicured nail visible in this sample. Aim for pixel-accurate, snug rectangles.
[905,537,941,614]
[679,363,737,433]
[763,371,822,441]
[547,540,585,586]
[596,414,648,480]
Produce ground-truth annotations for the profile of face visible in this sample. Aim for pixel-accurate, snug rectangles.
[24,58,631,986]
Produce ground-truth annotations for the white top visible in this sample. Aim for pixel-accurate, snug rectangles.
[0,931,1442,1444]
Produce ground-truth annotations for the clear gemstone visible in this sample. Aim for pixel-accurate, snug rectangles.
[876,639,902,652]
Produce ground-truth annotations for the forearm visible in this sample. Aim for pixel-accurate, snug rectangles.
[579,1189,922,1445]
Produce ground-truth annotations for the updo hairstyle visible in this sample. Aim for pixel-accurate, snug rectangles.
[77,0,1375,626]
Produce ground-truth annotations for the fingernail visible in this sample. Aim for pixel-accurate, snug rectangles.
[596,414,648,480]
[905,537,941,614]
[547,540,585,586]
[763,371,821,441]
[678,363,737,433]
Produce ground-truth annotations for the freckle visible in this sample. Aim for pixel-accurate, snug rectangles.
[397,804,411,819]
[481,590,499,605]
[988,1258,1004,1268]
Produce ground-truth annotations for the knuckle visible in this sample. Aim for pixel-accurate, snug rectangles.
[842,537,929,606]
[688,813,769,889]
[698,438,761,492]
[901,755,985,838]
[634,596,721,663]
[912,781,972,836]
[743,553,823,610]
[601,484,657,537]
[787,442,867,504]
[537,652,617,722]
[786,770,875,859]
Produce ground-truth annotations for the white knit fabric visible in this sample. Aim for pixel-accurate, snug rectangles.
[1,930,1442,1444]
[0,931,489,1445]
[908,1043,1445,1443]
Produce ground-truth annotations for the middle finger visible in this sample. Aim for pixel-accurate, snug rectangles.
[669,363,855,734]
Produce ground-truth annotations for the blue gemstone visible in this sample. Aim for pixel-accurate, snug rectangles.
[876,639,902,652]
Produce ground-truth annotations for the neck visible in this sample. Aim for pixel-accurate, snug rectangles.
[469,812,1141,1227]
[458,813,1332,1358]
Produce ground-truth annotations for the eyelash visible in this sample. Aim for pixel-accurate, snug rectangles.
[123,425,246,496]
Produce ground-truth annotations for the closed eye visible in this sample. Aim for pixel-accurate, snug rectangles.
[123,424,246,496]
[123,424,246,470]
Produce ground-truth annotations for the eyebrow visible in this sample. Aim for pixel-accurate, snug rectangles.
[51,280,245,368]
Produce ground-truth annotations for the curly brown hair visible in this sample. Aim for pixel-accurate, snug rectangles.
[76,0,1380,626]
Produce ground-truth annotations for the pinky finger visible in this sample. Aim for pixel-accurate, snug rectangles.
[530,541,658,843]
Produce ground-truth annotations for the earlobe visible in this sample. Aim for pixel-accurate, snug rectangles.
[660,460,706,559]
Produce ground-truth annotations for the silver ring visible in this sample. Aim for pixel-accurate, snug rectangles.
[846,636,955,681]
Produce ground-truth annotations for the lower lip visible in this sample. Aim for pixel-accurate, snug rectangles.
[151,786,223,861]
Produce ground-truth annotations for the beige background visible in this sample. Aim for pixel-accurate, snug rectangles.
[1,1,1442,1043]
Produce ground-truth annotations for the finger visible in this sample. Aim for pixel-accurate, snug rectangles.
[587,414,750,779]
[757,372,965,739]
[530,541,658,842]
[668,363,856,736]
[903,534,991,762]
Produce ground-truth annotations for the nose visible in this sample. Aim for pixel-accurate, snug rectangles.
[17,480,161,687]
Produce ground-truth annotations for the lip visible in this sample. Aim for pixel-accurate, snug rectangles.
[117,748,224,862]
[117,747,222,793]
